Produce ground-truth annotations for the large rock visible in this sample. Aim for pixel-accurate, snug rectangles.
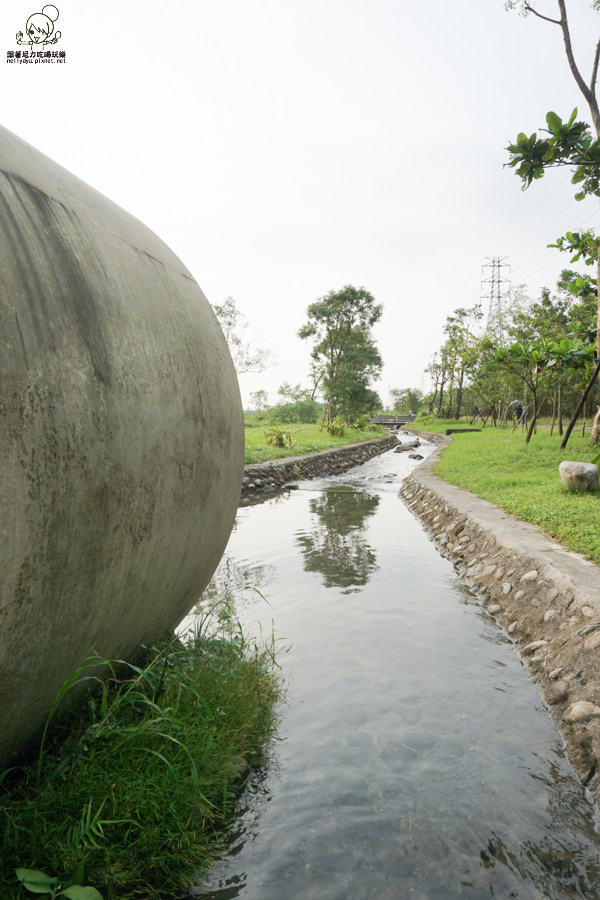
[0,125,244,765]
[559,461,599,492]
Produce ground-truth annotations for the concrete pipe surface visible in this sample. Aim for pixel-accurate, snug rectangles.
[0,125,244,766]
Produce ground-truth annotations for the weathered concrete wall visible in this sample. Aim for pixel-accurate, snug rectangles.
[241,435,398,500]
[400,430,600,806]
[0,125,244,765]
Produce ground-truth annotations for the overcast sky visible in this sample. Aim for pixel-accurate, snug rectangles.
[3,1,600,408]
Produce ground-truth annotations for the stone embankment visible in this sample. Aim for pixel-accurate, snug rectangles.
[241,435,398,501]
[401,429,600,807]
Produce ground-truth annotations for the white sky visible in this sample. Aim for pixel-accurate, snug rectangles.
[3,1,600,408]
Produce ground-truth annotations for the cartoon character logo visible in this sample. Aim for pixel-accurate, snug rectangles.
[17,4,61,46]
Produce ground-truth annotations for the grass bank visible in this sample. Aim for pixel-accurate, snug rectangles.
[0,601,283,900]
[412,417,600,565]
[244,421,386,464]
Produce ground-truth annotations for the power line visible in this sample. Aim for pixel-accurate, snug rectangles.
[500,171,572,257]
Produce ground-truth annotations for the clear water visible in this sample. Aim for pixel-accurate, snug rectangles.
[182,442,600,899]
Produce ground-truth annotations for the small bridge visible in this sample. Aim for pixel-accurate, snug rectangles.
[371,414,416,429]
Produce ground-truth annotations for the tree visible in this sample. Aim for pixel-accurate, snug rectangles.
[505,0,600,443]
[442,305,483,419]
[270,381,321,423]
[495,338,594,443]
[389,387,424,414]
[212,296,274,375]
[425,352,451,416]
[493,337,594,442]
[506,1,600,131]
[298,285,383,423]
[277,382,310,403]
[249,389,269,411]
[274,399,323,424]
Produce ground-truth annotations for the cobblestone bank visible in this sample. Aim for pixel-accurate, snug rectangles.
[400,429,600,807]
[241,435,398,501]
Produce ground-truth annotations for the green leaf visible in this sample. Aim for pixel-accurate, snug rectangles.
[16,884,56,894]
[16,869,59,893]
[61,887,104,900]
[546,110,562,132]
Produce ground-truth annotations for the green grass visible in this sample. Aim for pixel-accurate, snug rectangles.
[413,416,600,565]
[244,421,386,464]
[0,600,284,900]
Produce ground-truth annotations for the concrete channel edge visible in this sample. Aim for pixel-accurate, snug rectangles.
[400,428,600,809]
[241,435,399,501]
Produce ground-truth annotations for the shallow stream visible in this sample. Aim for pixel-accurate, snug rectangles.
[182,441,600,899]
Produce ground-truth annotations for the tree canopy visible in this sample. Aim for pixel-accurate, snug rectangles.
[298,285,383,422]
[506,1,600,188]
[505,0,600,443]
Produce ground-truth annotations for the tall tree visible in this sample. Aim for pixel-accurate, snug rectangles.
[249,389,269,411]
[277,382,310,403]
[389,387,424,414]
[442,305,483,419]
[212,296,274,375]
[505,0,600,443]
[298,285,383,422]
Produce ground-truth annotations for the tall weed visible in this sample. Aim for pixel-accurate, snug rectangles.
[0,601,283,899]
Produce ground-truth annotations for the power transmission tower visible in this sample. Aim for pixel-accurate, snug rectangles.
[481,257,511,340]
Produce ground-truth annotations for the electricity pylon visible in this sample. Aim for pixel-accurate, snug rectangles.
[481,257,511,342]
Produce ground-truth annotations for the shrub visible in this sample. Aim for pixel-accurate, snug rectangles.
[264,425,298,448]
[267,399,322,424]
[326,418,346,437]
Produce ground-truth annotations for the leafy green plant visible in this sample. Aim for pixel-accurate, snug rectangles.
[16,867,102,899]
[264,425,297,448]
[326,418,346,437]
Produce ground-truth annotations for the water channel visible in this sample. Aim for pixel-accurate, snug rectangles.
[182,440,600,899]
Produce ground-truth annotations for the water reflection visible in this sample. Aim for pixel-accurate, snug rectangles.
[475,822,600,898]
[295,487,379,593]
[185,449,600,900]
[203,554,274,599]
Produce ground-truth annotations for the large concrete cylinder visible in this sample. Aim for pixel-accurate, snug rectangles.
[0,125,244,766]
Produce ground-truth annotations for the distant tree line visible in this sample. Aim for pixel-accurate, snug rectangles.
[420,262,599,445]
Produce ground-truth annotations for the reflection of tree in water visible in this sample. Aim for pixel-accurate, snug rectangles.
[296,487,379,593]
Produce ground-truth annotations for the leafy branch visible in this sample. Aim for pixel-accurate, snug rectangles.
[506,108,600,197]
